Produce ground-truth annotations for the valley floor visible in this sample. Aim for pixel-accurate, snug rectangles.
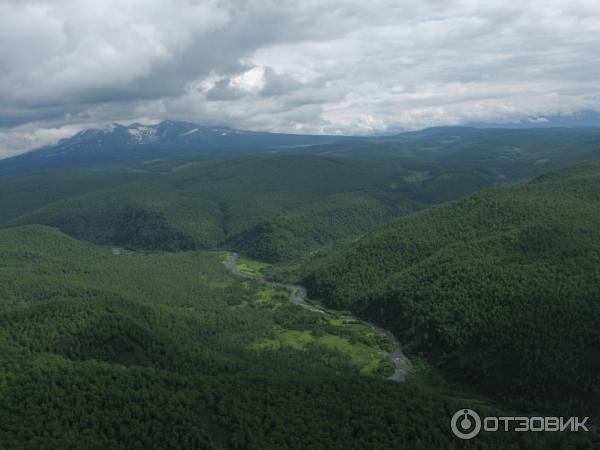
[225,252,411,381]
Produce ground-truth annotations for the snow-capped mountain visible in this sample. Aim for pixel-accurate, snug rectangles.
[0,121,356,173]
[54,121,250,153]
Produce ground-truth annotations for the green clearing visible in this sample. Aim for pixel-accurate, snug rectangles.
[235,257,272,279]
[231,284,289,310]
[402,170,429,184]
[227,262,395,377]
[249,328,392,377]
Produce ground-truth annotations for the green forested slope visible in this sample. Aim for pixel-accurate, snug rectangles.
[1,225,596,448]
[6,127,598,263]
[304,160,600,413]
[2,127,600,445]
[1,154,417,259]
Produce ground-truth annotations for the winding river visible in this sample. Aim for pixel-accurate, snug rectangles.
[226,253,410,382]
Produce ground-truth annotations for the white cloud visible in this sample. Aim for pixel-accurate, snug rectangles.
[230,66,265,92]
[1,0,600,157]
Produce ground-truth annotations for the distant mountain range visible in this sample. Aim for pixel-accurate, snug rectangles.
[466,110,600,129]
[3,118,600,175]
[0,121,358,173]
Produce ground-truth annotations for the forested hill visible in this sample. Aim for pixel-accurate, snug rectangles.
[304,159,600,414]
[0,154,417,261]
[2,131,600,446]
[4,127,600,266]
[4,225,594,448]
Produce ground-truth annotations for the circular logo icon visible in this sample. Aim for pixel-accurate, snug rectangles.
[451,409,482,440]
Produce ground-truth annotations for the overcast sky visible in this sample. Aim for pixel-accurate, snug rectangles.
[1,0,600,157]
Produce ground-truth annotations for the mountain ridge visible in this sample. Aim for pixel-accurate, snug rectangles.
[0,120,360,173]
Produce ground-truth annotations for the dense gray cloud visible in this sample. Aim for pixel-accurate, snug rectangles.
[1,0,600,156]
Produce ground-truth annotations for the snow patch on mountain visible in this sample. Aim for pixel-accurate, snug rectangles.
[181,128,199,136]
[127,126,157,143]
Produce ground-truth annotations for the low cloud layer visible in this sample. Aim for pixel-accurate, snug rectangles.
[1,0,600,156]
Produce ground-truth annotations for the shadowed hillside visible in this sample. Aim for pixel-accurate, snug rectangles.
[304,160,600,414]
